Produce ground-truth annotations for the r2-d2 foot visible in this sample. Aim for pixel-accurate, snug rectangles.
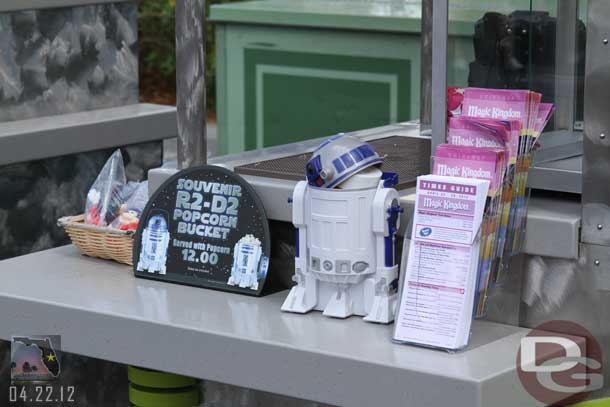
[281,134,402,324]
[281,260,318,313]
[322,284,354,319]
[363,270,398,324]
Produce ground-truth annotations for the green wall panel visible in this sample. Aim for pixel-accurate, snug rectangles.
[262,75,391,148]
[244,49,411,150]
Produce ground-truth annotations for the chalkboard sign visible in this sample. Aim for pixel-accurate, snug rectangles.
[133,166,271,296]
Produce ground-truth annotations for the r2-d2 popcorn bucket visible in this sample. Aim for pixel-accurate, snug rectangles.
[281,135,403,323]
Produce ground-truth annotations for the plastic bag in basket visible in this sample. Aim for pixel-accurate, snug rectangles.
[110,181,149,231]
[85,149,127,226]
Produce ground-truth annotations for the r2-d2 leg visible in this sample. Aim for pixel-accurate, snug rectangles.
[364,188,402,323]
[281,256,318,314]
[282,182,319,314]
[323,284,354,319]
[363,266,398,323]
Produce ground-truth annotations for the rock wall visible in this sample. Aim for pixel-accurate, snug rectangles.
[0,142,162,260]
[0,3,138,122]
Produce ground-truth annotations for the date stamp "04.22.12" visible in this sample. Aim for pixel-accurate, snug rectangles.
[8,335,77,406]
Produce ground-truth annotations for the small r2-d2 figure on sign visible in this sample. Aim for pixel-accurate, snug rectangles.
[137,213,171,275]
[228,234,268,291]
[281,135,402,323]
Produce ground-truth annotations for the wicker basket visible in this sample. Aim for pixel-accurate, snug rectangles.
[58,214,134,265]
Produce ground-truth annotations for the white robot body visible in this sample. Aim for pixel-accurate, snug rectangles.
[282,171,402,323]
[308,185,376,285]
[137,214,170,275]
[228,235,262,290]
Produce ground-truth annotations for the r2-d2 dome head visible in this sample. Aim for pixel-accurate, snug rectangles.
[306,135,383,188]
[148,214,168,234]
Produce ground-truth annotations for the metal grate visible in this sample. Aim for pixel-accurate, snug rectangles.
[235,136,431,190]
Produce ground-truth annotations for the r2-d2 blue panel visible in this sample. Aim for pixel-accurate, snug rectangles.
[228,235,263,290]
[137,214,170,275]
[305,135,382,188]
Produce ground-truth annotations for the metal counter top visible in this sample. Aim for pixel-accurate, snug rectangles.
[0,245,546,407]
[150,122,582,259]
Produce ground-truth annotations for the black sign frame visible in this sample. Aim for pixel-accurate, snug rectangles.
[133,165,271,297]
